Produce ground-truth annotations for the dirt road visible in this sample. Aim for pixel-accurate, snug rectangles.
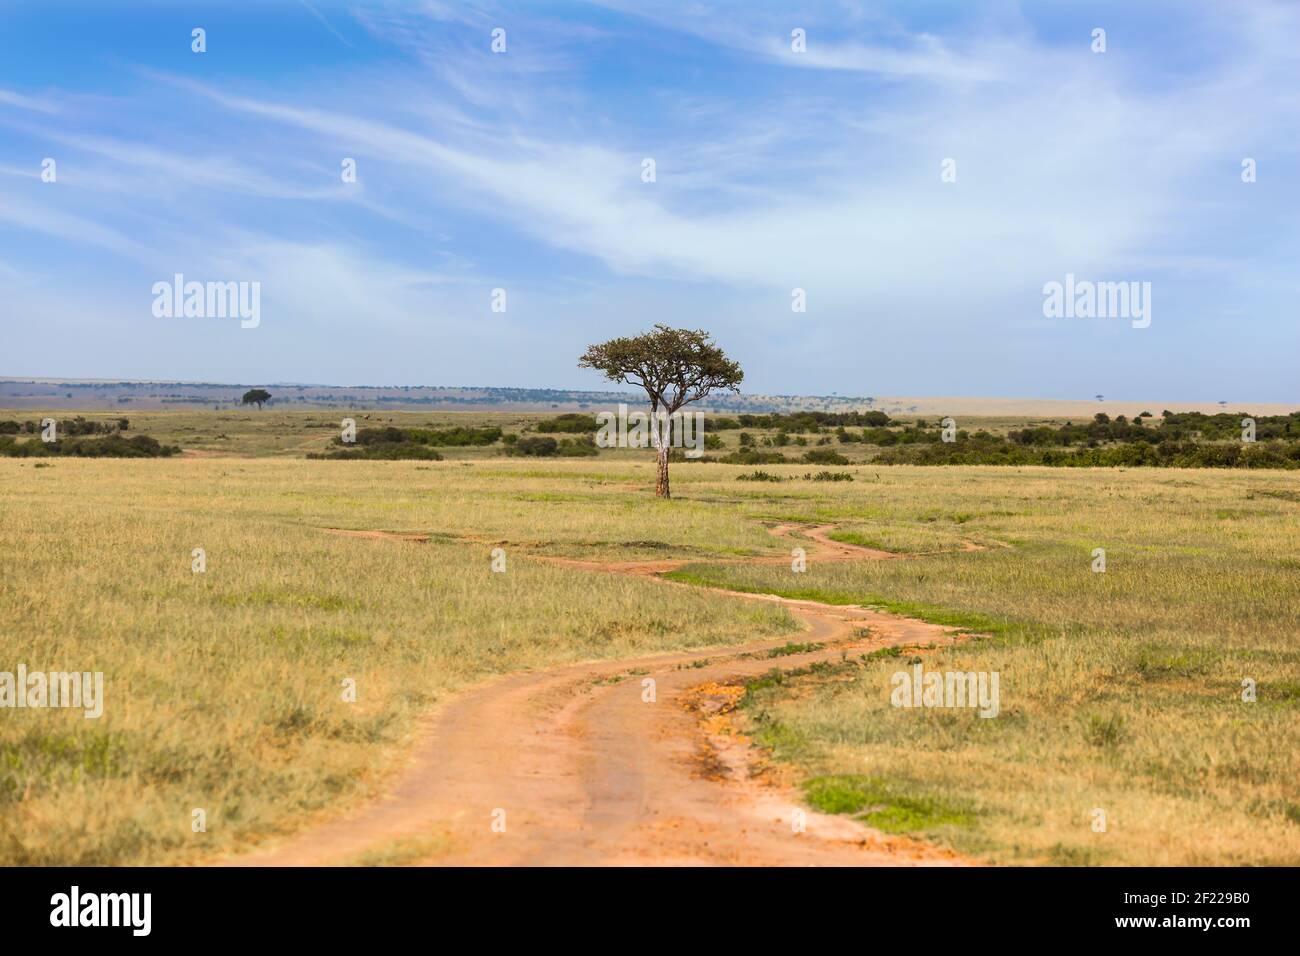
[230,525,972,866]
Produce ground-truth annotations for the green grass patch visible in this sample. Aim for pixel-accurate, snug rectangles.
[765,641,824,658]
[802,774,977,834]
[662,566,1013,637]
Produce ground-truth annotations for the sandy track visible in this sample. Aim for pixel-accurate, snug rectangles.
[231,525,973,866]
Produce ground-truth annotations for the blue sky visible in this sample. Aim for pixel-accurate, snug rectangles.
[1,1,1296,400]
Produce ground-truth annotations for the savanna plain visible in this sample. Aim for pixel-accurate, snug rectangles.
[1,409,1297,866]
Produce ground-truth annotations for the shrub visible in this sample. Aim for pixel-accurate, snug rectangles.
[556,437,599,457]
[0,434,179,458]
[719,449,788,465]
[347,426,502,447]
[803,448,849,465]
[533,413,599,434]
[873,439,1300,469]
[405,426,502,446]
[509,436,559,457]
[1,417,126,438]
[308,444,443,460]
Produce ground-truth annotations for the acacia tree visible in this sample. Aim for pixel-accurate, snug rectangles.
[579,325,742,498]
[241,388,272,409]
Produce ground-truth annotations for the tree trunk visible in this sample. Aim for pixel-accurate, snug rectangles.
[654,443,670,498]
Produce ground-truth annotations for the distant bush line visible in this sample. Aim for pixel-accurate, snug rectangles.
[0,416,179,457]
[308,427,604,460]
[0,416,130,436]
[310,425,502,459]
[1005,411,1300,446]
[308,445,444,461]
[505,435,599,457]
[0,434,178,458]
[294,409,1300,469]
[344,425,503,447]
[875,439,1300,469]
[532,413,600,433]
[707,410,894,431]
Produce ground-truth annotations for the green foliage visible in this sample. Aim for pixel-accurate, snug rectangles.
[0,417,125,437]
[0,435,179,458]
[736,410,893,430]
[876,439,1300,469]
[533,413,599,434]
[343,426,502,448]
[578,325,743,413]
[1008,411,1300,447]
[308,444,444,460]
[803,448,849,465]
[310,424,506,460]
[556,437,599,457]
[508,436,558,457]
[718,449,787,465]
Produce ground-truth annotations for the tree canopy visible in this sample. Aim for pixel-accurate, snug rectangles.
[579,325,743,414]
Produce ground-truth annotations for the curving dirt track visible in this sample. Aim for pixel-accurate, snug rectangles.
[230,525,974,866]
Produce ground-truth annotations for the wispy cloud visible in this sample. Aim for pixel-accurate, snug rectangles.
[0,187,152,261]
[0,87,59,113]
[298,0,356,49]
[582,0,1001,79]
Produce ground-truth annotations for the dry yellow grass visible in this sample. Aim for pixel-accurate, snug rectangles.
[0,457,795,864]
[668,466,1300,865]
[2,449,1296,865]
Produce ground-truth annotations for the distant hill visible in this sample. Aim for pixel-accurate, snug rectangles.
[1,378,1294,418]
[0,378,894,414]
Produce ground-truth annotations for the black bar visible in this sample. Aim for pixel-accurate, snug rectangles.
[0,866,1280,942]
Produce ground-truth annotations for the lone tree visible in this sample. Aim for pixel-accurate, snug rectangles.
[241,388,272,409]
[580,325,742,498]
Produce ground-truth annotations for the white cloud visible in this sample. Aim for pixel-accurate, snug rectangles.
[0,87,58,113]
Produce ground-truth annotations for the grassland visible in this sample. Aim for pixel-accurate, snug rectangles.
[0,456,798,864]
[1,408,1297,865]
[0,407,1181,460]
[667,467,1300,865]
